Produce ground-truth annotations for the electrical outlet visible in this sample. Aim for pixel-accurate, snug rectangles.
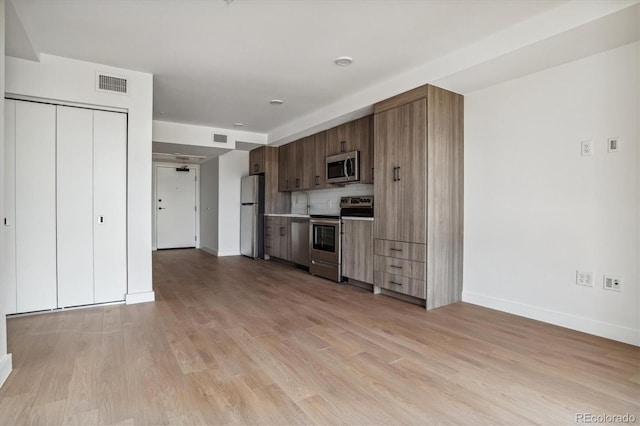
[576,270,593,287]
[581,140,592,156]
[607,137,619,153]
[603,275,622,292]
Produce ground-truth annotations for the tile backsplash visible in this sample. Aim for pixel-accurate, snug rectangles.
[291,184,374,216]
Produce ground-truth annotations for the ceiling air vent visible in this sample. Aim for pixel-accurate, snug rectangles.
[213,133,228,143]
[96,72,128,95]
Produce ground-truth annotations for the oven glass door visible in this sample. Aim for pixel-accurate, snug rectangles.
[312,223,336,253]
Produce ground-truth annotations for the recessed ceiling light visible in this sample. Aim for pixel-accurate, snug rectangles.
[269,99,284,105]
[334,56,353,66]
[234,122,244,127]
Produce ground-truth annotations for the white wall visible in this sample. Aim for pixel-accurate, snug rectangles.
[0,0,13,389]
[199,151,248,257]
[217,151,249,256]
[199,158,219,253]
[5,54,155,304]
[154,120,267,148]
[463,42,639,345]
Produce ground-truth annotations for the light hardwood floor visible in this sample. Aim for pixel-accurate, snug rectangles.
[1,249,638,425]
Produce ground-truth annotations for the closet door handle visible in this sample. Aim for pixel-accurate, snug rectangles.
[98,215,105,223]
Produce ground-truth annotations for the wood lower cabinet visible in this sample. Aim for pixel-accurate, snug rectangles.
[373,84,463,310]
[264,216,291,261]
[341,219,373,284]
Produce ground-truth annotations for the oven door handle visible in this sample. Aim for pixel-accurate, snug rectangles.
[311,259,338,268]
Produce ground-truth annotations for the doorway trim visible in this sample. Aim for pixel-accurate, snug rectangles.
[152,162,200,251]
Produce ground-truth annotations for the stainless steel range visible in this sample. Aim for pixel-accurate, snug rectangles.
[309,215,341,282]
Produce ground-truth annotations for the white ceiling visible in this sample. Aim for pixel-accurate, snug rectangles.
[7,0,640,147]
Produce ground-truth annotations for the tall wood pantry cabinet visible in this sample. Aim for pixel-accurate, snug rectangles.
[373,84,463,310]
[4,99,128,314]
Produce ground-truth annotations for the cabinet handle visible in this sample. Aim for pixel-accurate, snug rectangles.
[371,167,374,181]
[315,176,319,186]
[254,164,259,173]
[390,265,402,269]
[397,166,401,181]
[389,281,403,286]
[341,141,346,152]
[279,226,285,236]
[390,248,403,252]
[392,166,397,182]
[295,178,300,188]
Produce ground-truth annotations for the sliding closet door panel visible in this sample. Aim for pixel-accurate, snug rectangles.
[93,110,127,303]
[15,101,57,312]
[56,106,95,308]
[3,100,17,314]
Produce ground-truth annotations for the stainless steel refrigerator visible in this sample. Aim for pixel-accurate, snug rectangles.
[240,175,265,259]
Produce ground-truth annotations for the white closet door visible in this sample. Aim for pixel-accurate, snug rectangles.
[93,110,127,304]
[15,101,57,312]
[3,100,17,314]
[56,106,95,308]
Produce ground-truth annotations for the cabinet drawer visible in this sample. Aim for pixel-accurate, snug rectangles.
[374,271,425,299]
[374,255,425,280]
[374,239,426,262]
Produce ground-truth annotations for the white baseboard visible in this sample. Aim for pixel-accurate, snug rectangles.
[125,291,155,305]
[0,353,12,388]
[462,291,639,346]
[200,246,217,256]
[199,247,240,257]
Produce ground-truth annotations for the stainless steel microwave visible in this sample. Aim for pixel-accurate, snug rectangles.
[326,151,359,184]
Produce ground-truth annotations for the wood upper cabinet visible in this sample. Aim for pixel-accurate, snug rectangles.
[326,116,373,184]
[277,115,373,191]
[373,84,463,310]
[293,137,314,191]
[278,143,292,192]
[341,219,374,284]
[249,146,265,175]
[312,131,327,189]
[251,146,290,213]
[374,98,427,243]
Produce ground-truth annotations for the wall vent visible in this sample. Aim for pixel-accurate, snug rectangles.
[213,133,228,143]
[96,72,128,95]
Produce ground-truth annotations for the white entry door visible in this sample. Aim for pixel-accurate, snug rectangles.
[156,166,197,249]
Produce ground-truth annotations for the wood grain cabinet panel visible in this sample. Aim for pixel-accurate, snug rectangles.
[313,131,328,189]
[341,220,373,284]
[278,144,292,192]
[374,271,426,299]
[373,239,426,262]
[249,147,265,175]
[250,146,290,213]
[374,255,425,281]
[373,84,463,309]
